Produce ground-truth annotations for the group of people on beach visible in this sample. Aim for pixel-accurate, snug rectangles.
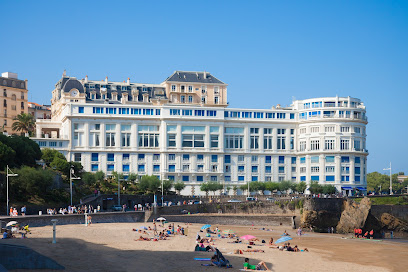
[354,228,374,239]
[9,206,25,216]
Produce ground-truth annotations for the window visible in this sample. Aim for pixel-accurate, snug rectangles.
[238,155,245,162]
[188,95,193,103]
[291,157,296,164]
[183,176,189,182]
[182,109,192,116]
[300,157,306,164]
[277,136,286,150]
[341,156,349,163]
[210,135,219,148]
[300,141,306,151]
[355,176,361,182]
[207,110,216,116]
[121,125,131,147]
[168,175,175,181]
[138,164,145,172]
[153,165,160,172]
[355,157,361,164]
[105,124,116,147]
[311,166,319,173]
[355,167,361,175]
[311,176,319,181]
[169,165,175,172]
[354,139,361,151]
[341,175,350,182]
[250,156,257,163]
[197,154,204,161]
[342,166,350,174]
[211,155,218,163]
[238,166,245,172]
[168,131,176,147]
[310,140,320,150]
[91,164,98,171]
[74,153,81,162]
[341,139,350,150]
[290,113,295,119]
[251,176,258,181]
[197,165,204,172]
[180,96,185,103]
[122,164,130,172]
[188,86,193,92]
[170,109,180,115]
[311,156,319,163]
[197,176,203,182]
[171,85,176,91]
[311,127,319,133]
[325,139,335,150]
[138,126,159,148]
[251,166,258,173]
[354,127,361,133]
[107,164,114,171]
[300,167,306,173]
[182,126,205,148]
[168,154,175,161]
[279,166,285,173]
[195,110,205,116]
[78,107,84,113]
[49,142,57,147]
[277,113,286,119]
[123,154,130,161]
[225,176,231,182]
[326,156,335,163]
[250,128,259,149]
[183,154,190,161]
[265,156,271,164]
[326,176,335,182]
[290,137,294,150]
[325,126,335,132]
[211,176,218,181]
[266,113,275,119]
[91,153,99,161]
[312,101,322,108]
[225,129,244,149]
[225,165,231,172]
[211,165,218,172]
[107,153,114,162]
[326,166,335,172]
[238,176,245,182]
[224,155,231,164]
[341,126,350,133]
[300,128,306,134]
[214,97,219,104]
[292,167,296,172]
[279,156,284,164]
[265,166,271,173]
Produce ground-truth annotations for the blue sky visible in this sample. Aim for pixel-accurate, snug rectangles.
[0,0,407,173]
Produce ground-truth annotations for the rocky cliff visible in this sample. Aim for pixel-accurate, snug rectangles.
[336,198,371,234]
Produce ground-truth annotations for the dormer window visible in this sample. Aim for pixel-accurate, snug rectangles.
[89,85,95,89]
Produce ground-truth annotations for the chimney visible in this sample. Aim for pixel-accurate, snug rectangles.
[127,77,130,84]
[85,75,88,83]
[105,76,108,83]
[203,71,207,79]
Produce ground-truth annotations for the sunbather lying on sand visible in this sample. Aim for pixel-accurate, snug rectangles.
[244,249,265,253]
[243,257,270,271]
[135,236,150,241]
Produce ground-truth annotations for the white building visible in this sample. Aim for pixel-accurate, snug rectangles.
[33,71,368,195]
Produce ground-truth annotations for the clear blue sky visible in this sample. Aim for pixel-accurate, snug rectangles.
[1,0,407,174]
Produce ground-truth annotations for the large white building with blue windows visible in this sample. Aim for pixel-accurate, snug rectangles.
[33,71,368,195]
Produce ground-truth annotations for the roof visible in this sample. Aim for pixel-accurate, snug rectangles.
[164,71,225,84]
[62,78,85,93]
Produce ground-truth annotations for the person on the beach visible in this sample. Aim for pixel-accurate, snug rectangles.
[269,238,274,245]
[153,223,158,235]
[243,257,270,271]
[369,229,374,239]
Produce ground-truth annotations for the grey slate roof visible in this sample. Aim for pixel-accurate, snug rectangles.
[62,78,85,93]
[164,71,225,84]
[0,76,27,90]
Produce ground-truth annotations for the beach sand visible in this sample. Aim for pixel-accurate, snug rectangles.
[2,221,408,272]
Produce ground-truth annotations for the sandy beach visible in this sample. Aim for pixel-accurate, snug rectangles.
[2,220,408,272]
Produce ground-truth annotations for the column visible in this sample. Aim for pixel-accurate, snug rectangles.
[335,155,341,184]
[319,154,325,184]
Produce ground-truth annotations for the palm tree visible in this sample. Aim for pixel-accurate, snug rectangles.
[12,113,35,135]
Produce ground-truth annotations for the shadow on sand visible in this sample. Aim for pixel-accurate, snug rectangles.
[0,238,274,272]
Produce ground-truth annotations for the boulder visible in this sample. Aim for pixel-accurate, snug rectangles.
[336,197,371,234]
[380,213,408,233]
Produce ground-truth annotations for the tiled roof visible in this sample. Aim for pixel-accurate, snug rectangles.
[164,71,225,84]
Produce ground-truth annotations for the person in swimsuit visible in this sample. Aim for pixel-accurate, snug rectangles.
[243,258,270,271]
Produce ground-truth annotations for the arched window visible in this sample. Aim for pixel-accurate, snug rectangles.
[11,94,16,101]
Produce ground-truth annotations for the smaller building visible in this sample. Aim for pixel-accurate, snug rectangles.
[0,72,28,134]
[28,102,51,120]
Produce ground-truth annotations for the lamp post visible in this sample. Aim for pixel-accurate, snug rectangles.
[70,166,81,206]
[247,181,250,198]
[161,178,164,207]
[383,162,392,195]
[6,165,18,216]
[118,178,125,206]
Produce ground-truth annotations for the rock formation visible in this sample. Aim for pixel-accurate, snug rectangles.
[336,197,371,234]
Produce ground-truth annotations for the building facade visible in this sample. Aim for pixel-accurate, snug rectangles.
[0,72,29,134]
[28,102,51,120]
[33,71,368,195]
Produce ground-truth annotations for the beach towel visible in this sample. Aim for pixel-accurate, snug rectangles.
[194,258,211,261]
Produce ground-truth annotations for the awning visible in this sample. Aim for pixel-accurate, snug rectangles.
[341,186,353,190]
[356,187,367,191]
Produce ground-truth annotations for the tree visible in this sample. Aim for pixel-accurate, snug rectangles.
[174,182,186,195]
[207,181,222,195]
[0,141,15,171]
[322,184,337,195]
[162,179,173,195]
[11,113,35,135]
[308,181,323,194]
[295,181,307,194]
[265,181,279,192]
[240,183,249,195]
[250,181,266,195]
[0,134,41,167]
[200,182,210,196]
[42,148,66,166]
[278,180,292,193]
[138,175,161,194]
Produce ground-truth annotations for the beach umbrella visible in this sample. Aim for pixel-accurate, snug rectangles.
[275,236,293,244]
[201,224,211,230]
[223,229,235,235]
[6,221,18,227]
[240,235,256,240]
[156,217,166,221]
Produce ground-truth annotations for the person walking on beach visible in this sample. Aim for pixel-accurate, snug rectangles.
[153,223,158,236]
[243,258,270,271]
[21,206,26,216]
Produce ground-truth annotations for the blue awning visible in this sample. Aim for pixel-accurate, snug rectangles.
[341,186,353,190]
[356,187,367,190]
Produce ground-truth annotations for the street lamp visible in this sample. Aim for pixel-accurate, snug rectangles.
[247,181,250,198]
[118,178,125,206]
[6,165,18,216]
[161,178,164,207]
[383,162,392,195]
[70,166,81,206]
